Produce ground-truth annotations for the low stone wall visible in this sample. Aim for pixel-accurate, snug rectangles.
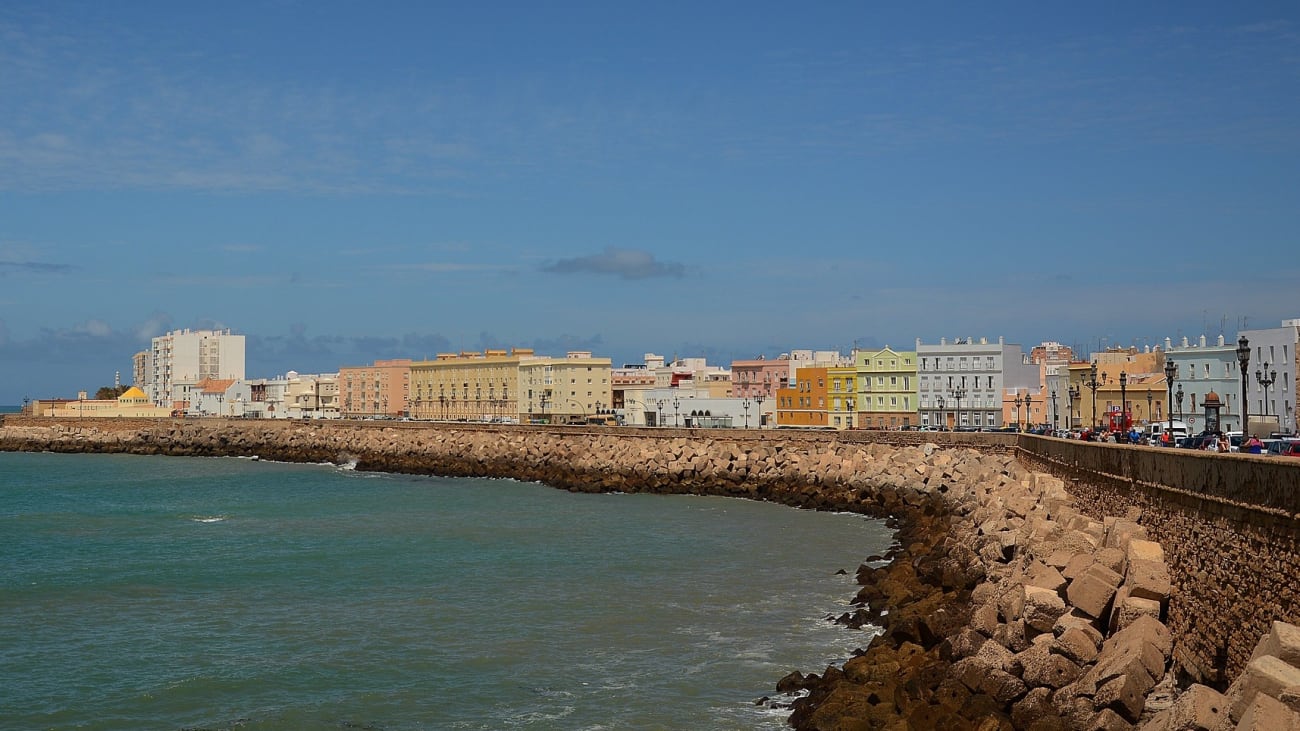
[1016,435,1300,688]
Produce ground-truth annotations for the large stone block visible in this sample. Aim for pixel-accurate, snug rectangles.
[1052,626,1101,665]
[1248,620,1300,668]
[1094,672,1148,723]
[1236,690,1300,730]
[1157,683,1227,731]
[1124,539,1171,603]
[1227,655,1300,723]
[1068,564,1124,620]
[1024,585,1070,634]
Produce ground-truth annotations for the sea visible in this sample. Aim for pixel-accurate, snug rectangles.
[0,451,892,730]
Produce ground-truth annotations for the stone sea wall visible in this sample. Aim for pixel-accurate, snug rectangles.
[2,417,1296,729]
[1017,435,1300,688]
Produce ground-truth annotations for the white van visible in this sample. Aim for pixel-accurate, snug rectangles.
[1147,420,1190,445]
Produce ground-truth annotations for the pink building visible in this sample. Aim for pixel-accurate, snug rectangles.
[339,359,412,418]
[731,358,791,399]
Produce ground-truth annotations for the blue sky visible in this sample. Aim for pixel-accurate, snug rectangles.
[2,1,1297,402]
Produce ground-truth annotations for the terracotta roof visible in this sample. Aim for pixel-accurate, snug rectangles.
[195,378,236,394]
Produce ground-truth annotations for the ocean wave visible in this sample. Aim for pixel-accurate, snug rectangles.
[190,515,228,523]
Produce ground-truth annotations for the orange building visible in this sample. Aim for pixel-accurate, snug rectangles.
[339,359,412,418]
[775,367,830,427]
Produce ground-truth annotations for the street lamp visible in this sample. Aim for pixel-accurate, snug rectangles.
[1256,362,1276,417]
[1164,359,1177,440]
[672,396,681,427]
[1025,393,1034,432]
[1175,384,1185,426]
[1014,393,1023,432]
[936,395,945,430]
[1083,362,1106,431]
[1051,389,1059,431]
[655,398,666,427]
[1119,371,1128,434]
[742,397,751,429]
[951,386,966,429]
[1068,384,1080,429]
[754,394,765,429]
[1236,336,1251,435]
[1146,388,1153,426]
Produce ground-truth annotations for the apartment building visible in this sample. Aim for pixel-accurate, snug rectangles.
[147,328,246,408]
[855,346,917,429]
[519,351,613,424]
[339,359,412,418]
[916,336,1037,429]
[408,349,533,422]
[775,366,830,428]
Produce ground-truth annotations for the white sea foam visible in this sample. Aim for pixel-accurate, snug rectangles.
[190,515,227,523]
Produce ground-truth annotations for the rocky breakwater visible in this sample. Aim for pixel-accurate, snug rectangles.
[0,419,1182,729]
[781,459,1189,729]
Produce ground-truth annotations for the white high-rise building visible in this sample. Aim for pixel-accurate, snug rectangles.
[147,328,246,408]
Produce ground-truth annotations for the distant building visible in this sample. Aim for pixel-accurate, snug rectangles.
[409,349,534,422]
[1238,319,1299,433]
[916,336,1037,429]
[147,329,246,408]
[775,366,830,428]
[132,350,151,389]
[519,351,613,424]
[855,346,917,429]
[48,387,172,418]
[339,359,412,418]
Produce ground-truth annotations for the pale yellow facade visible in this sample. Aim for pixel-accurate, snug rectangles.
[48,387,174,418]
[519,351,613,423]
[408,349,533,421]
[826,365,857,429]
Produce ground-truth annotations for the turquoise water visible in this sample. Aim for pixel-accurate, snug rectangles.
[1,452,890,730]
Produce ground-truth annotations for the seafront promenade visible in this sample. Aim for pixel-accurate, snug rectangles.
[3,416,1298,729]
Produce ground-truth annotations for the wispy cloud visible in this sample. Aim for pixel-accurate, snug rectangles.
[0,259,74,274]
[541,247,685,280]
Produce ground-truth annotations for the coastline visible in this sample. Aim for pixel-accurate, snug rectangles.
[0,418,1186,729]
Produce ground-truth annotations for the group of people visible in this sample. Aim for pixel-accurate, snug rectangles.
[1073,428,1267,453]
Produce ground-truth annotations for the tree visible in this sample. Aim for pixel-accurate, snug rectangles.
[94,385,131,400]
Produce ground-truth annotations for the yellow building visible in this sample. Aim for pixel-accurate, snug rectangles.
[49,387,173,418]
[408,349,533,421]
[826,365,857,429]
[856,347,918,429]
[519,351,613,424]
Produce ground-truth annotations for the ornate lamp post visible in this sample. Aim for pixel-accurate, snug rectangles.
[1146,388,1153,426]
[672,396,681,427]
[1025,392,1034,431]
[754,394,766,428]
[742,398,751,429]
[951,386,966,429]
[936,395,945,430]
[1083,362,1106,431]
[1236,336,1251,435]
[1164,359,1177,441]
[1068,384,1080,429]
[1175,384,1185,426]
[1255,362,1276,417]
[655,398,665,427]
[1051,389,1059,431]
[1119,371,1128,434]
[1014,393,1023,432]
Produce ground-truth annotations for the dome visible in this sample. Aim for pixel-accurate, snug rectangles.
[1203,391,1222,405]
[118,386,148,401]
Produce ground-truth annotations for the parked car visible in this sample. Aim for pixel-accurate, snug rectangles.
[1270,439,1300,458]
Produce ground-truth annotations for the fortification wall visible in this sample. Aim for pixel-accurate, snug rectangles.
[1017,435,1300,687]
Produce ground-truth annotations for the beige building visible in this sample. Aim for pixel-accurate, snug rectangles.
[339,359,412,418]
[408,349,534,421]
[519,351,613,424]
[48,387,173,418]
